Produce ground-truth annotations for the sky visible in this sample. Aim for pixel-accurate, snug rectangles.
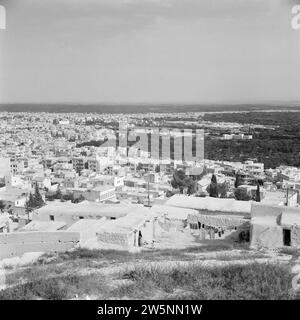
[0,0,299,104]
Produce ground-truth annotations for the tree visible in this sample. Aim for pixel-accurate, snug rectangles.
[25,193,35,211]
[187,179,197,196]
[55,185,62,199]
[207,174,219,198]
[25,192,35,220]
[0,200,5,212]
[234,188,252,201]
[136,163,143,171]
[33,182,45,208]
[166,190,174,198]
[171,169,185,194]
[171,169,196,195]
[218,182,229,198]
[234,174,242,188]
[72,194,84,204]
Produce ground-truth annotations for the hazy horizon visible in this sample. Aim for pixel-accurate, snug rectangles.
[2,101,300,106]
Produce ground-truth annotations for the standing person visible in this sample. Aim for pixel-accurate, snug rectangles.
[218,227,222,238]
[138,231,143,247]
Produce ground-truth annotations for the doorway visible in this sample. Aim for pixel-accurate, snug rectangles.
[283,229,291,246]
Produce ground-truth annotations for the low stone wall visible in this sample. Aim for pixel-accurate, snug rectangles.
[0,231,80,260]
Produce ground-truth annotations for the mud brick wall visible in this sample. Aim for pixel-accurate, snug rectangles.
[0,231,80,260]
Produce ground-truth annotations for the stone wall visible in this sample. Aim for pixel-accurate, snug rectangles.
[97,231,129,247]
[250,223,283,249]
[0,231,80,260]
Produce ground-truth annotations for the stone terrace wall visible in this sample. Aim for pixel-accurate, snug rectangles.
[0,231,80,260]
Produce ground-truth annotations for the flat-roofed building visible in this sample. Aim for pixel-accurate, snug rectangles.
[250,203,300,249]
[32,201,143,227]
[70,185,115,202]
[72,157,85,173]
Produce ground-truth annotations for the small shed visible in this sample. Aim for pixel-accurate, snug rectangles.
[250,203,300,249]
[67,217,107,245]
[96,208,156,250]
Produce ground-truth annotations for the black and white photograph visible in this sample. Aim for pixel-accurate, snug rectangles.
[0,0,300,310]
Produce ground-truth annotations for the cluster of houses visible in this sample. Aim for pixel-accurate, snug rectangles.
[1,112,300,259]
[1,190,300,260]
[221,134,253,140]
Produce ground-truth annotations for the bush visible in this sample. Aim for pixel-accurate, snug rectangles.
[234,188,252,201]
[0,278,69,300]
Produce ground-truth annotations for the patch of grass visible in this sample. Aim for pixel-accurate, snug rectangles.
[0,276,71,300]
[1,244,292,300]
[1,254,295,300]
[213,252,268,261]
[120,262,295,300]
[34,248,136,266]
[5,263,70,286]
[185,240,250,253]
[34,242,251,266]
[0,273,110,300]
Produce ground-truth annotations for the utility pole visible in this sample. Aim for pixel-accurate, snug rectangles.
[147,173,150,207]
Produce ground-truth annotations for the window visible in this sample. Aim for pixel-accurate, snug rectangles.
[283,229,291,246]
[50,215,54,221]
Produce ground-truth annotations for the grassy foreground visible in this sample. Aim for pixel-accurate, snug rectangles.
[0,247,296,300]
